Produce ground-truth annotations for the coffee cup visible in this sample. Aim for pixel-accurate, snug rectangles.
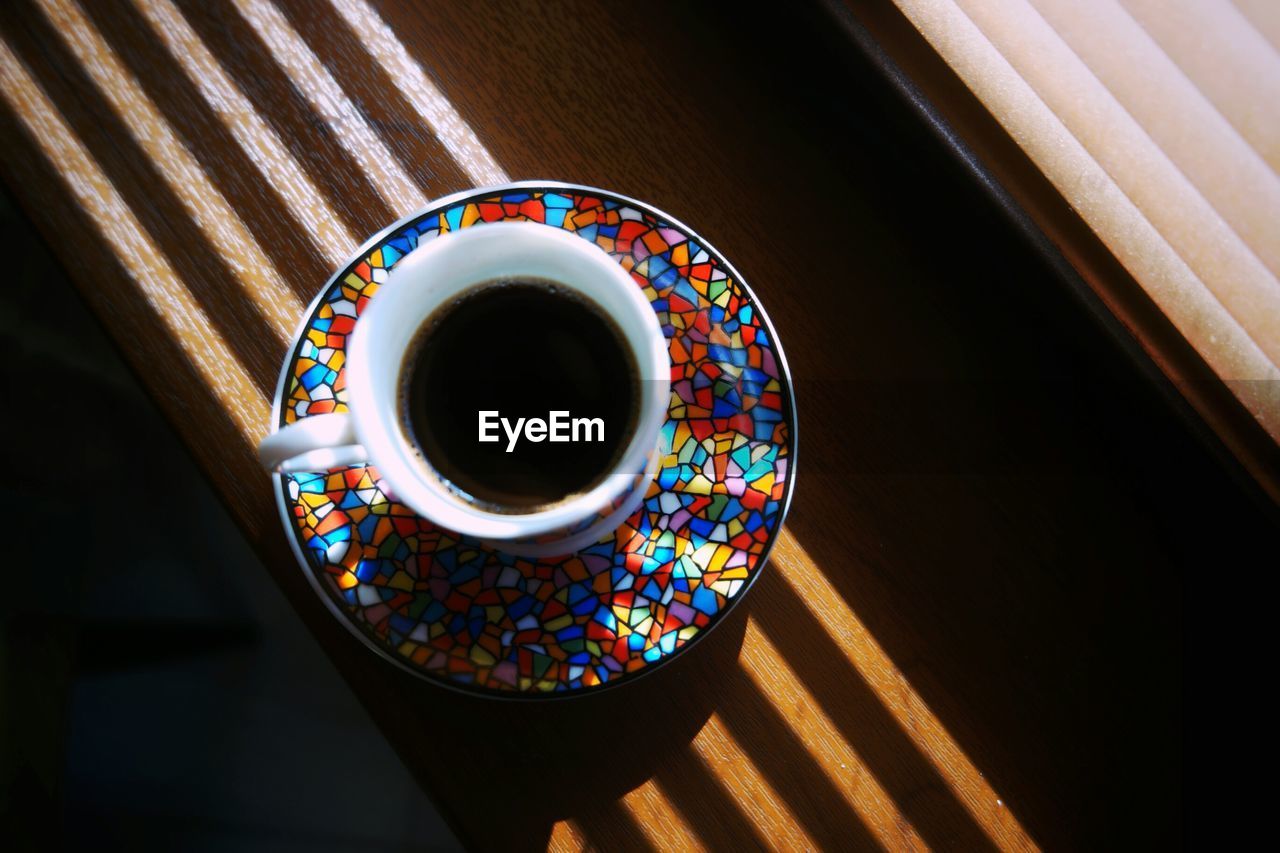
[257,221,670,557]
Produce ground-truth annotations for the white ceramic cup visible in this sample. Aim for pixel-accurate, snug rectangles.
[258,221,670,557]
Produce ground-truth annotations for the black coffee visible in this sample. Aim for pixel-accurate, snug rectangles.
[400,278,639,512]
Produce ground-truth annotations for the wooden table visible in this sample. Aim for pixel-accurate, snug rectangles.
[1,0,1242,848]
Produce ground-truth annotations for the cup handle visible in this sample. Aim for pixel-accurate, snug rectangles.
[257,413,369,473]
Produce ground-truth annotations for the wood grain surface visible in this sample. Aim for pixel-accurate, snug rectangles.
[0,0,1240,848]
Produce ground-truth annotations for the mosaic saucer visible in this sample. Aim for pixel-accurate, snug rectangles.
[270,182,796,696]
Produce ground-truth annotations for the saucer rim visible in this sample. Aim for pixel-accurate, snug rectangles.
[267,180,799,700]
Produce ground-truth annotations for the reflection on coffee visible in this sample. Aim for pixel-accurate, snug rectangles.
[400,278,639,512]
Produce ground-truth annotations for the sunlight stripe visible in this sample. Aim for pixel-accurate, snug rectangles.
[326,0,509,187]
[549,821,588,852]
[131,0,356,267]
[556,788,705,853]
[689,713,820,851]
[0,39,269,439]
[772,527,1039,852]
[36,0,304,342]
[617,780,708,852]
[230,0,429,216]
[741,617,929,850]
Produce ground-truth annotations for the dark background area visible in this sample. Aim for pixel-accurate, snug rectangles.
[0,193,460,851]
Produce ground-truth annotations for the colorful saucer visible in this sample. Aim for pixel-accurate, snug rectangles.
[270,182,796,696]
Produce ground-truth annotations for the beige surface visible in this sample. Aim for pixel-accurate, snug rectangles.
[892,0,1280,442]
[1234,0,1280,53]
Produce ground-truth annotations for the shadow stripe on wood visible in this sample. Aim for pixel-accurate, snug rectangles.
[228,0,429,215]
[326,0,508,187]
[0,37,270,439]
[36,0,305,342]
[130,0,358,267]
[771,529,1039,852]
[740,619,931,850]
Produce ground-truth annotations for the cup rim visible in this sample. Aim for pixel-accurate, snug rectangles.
[344,220,670,541]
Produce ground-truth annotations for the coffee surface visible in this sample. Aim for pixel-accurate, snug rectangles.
[401,278,639,512]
